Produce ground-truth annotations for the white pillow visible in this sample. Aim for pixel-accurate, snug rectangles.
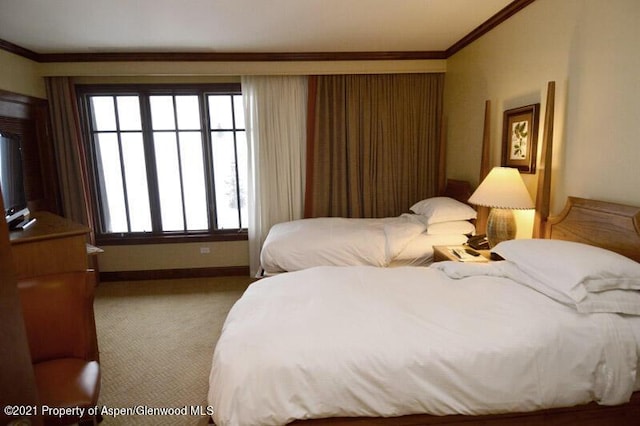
[493,239,640,302]
[576,290,640,315]
[426,220,476,236]
[410,197,477,225]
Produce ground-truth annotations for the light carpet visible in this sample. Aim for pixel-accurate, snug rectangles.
[93,276,254,426]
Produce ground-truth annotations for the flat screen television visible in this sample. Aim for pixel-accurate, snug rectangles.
[0,131,30,228]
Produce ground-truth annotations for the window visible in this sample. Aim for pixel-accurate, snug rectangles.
[78,84,247,242]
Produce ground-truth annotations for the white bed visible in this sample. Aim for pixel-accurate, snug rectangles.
[259,197,477,275]
[209,197,640,426]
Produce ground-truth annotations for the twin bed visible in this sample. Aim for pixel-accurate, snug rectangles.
[208,85,640,425]
[209,196,640,426]
[259,193,477,275]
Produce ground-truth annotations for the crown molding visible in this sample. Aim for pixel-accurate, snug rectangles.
[0,39,39,62]
[446,0,537,57]
[0,0,535,63]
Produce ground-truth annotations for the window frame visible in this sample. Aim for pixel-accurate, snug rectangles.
[77,83,247,245]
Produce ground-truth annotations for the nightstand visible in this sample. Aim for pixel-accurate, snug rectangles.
[433,245,492,263]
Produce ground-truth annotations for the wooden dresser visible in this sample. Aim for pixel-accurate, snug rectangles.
[9,211,90,279]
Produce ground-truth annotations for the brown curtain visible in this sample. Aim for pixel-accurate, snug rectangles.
[45,77,94,240]
[305,73,444,218]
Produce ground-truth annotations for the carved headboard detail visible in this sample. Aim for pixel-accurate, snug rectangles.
[545,196,640,263]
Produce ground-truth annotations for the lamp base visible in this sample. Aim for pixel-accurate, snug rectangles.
[487,208,516,248]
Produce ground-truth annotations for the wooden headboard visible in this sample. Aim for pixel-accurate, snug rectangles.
[545,196,640,263]
[441,179,472,204]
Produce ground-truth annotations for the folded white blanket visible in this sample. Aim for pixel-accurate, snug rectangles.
[432,260,640,315]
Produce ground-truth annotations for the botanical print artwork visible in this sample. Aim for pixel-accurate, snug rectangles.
[510,120,528,160]
[502,103,538,174]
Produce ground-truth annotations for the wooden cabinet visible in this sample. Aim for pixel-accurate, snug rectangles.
[0,193,42,426]
[9,212,90,279]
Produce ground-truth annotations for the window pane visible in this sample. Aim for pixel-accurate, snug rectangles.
[154,132,184,231]
[91,97,116,131]
[95,133,127,232]
[117,96,142,131]
[179,132,208,230]
[212,131,239,229]
[150,96,176,130]
[86,86,245,238]
[236,131,248,228]
[176,96,201,130]
[121,133,152,232]
[208,95,233,129]
[233,95,245,129]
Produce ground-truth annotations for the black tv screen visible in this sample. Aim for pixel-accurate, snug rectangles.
[0,132,29,223]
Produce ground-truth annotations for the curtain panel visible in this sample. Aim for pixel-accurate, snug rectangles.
[305,73,444,218]
[45,77,94,237]
[242,76,308,277]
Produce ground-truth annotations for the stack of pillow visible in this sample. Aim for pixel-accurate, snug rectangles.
[409,196,477,236]
[493,239,640,315]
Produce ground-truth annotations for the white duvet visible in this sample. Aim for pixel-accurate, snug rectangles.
[208,264,639,426]
[259,214,467,275]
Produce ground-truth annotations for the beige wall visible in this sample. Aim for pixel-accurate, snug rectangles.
[0,50,45,98]
[40,59,446,78]
[445,0,640,237]
[98,241,248,271]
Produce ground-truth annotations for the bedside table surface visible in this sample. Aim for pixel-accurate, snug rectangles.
[433,245,492,262]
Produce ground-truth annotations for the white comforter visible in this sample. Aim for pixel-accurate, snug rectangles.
[259,214,467,274]
[208,264,639,426]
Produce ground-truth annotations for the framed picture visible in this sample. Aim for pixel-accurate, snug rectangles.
[501,103,540,174]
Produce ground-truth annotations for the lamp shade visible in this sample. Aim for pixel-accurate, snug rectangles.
[468,167,534,209]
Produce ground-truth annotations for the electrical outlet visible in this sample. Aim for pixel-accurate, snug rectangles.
[200,247,211,254]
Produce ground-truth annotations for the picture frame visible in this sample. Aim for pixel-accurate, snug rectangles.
[501,103,540,174]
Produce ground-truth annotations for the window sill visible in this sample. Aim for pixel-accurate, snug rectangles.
[96,230,248,246]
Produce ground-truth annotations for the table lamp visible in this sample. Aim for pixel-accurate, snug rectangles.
[468,167,534,248]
